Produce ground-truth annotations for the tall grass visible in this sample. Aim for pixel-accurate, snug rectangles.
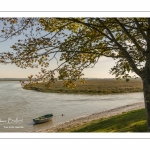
[24,78,143,94]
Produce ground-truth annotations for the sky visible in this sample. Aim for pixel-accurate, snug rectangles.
[0,31,117,79]
[0,56,116,78]
[0,18,119,79]
[0,18,137,79]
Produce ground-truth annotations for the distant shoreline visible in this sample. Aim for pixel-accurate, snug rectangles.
[0,78,29,81]
[24,78,143,95]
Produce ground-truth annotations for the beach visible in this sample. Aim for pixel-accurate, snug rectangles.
[38,102,144,132]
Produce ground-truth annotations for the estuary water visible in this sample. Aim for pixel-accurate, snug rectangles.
[0,81,144,132]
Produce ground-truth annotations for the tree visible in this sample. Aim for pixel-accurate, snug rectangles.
[1,18,150,131]
[0,18,40,64]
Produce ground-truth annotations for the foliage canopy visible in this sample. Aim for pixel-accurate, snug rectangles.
[0,18,148,87]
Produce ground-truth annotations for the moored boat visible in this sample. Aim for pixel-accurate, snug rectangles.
[33,114,53,124]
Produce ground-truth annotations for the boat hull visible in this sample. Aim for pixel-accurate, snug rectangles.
[33,114,53,124]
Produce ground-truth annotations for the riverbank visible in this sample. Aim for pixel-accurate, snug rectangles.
[38,102,145,132]
[24,79,143,94]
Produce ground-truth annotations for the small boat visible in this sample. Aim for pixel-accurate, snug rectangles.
[33,114,53,124]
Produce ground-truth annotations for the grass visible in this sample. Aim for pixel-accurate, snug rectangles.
[60,108,147,132]
[24,78,143,94]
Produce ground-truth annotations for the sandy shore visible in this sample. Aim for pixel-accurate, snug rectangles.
[39,102,144,132]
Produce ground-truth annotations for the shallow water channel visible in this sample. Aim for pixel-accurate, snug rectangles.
[0,81,144,132]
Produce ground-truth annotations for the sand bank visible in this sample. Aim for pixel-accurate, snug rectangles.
[39,102,144,132]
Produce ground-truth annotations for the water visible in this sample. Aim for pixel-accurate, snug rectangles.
[0,81,144,132]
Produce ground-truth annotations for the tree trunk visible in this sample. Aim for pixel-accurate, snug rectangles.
[143,18,150,131]
[143,79,150,131]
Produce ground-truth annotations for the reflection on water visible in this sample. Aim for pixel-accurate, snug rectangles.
[0,81,144,132]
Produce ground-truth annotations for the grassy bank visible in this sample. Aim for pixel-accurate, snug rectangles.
[59,108,147,132]
[24,78,143,94]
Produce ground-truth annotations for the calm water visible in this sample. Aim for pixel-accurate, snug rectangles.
[0,81,144,132]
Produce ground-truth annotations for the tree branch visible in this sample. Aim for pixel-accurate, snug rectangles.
[134,18,148,41]
[60,18,113,42]
[114,18,146,55]
[98,19,142,77]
